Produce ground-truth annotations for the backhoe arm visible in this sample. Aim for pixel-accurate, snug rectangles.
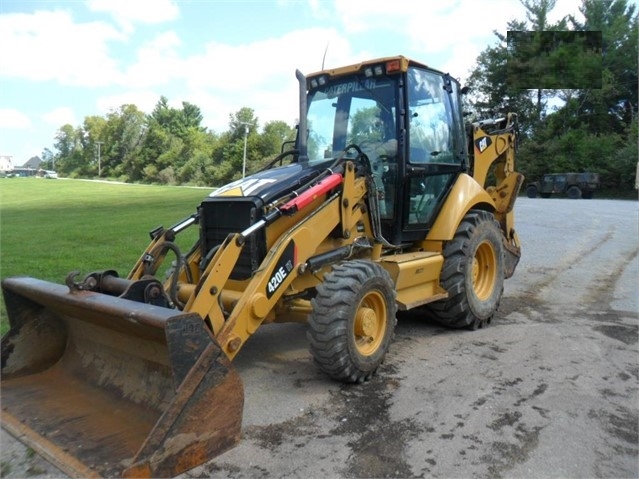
[469,113,524,278]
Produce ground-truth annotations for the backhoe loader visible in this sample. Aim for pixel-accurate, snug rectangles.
[1,56,523,478]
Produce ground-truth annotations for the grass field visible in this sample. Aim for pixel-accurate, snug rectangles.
[0,178,212,334]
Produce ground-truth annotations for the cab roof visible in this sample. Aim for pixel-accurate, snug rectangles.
[306,56,439,80]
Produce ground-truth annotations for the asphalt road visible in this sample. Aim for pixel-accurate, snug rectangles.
[2,197,638,478]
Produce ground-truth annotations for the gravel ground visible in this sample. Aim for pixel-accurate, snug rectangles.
[1,197,637,478]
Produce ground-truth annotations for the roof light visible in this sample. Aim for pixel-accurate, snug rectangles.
[386,59,401,73]
[364,67,374,77]
[318,76,327,86]
[374,65,384,76]
[310,78,318,88]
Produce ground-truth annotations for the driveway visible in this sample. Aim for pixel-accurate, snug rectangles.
[2,198,637,478]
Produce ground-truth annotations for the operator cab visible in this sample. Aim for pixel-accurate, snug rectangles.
[303,57,468,245]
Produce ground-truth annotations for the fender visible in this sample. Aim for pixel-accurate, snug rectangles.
[426,173,495,241]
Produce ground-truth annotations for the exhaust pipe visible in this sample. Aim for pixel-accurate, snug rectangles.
[295,69,309,164]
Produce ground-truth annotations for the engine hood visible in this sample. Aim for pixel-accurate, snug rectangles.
[208,160,333,205]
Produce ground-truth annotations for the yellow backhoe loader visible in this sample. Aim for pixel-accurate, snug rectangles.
[1,56,523,478]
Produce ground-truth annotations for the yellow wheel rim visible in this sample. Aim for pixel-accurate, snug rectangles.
[472,240,497,300]
[353,290,387,356]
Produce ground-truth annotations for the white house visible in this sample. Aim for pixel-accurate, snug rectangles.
[0,155,14,172]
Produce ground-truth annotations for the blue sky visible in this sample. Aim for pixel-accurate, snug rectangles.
[0,0,590,166]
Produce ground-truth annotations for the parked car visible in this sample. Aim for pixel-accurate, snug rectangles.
[526,172,600,199]
[36,169,58,179]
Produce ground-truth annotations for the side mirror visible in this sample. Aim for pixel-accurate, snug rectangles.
[460,86,470,95]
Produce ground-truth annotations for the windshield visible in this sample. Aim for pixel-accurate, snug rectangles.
[306,76,398,164]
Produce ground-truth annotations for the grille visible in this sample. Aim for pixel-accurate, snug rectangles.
[198,197,266,280]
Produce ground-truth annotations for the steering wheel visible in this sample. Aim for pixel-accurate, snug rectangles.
[338,144,373,172]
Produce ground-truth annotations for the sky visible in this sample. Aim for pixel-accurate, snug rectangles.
[0,0,594,166]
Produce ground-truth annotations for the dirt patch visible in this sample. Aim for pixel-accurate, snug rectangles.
[328,371,423,478]
[592,323,639,345]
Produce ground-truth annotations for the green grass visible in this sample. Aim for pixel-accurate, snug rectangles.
[0,178,211,334]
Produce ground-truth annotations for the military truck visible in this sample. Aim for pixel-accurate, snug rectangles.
[526,172,600,199]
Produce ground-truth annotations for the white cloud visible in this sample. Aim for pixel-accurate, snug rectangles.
[87,0,179,32]
[333,0,457,34]
[330,0,583,68]
[41,107,77,127]
[0,10,124,87]
[0,109,32,129]
[404,1,519,54]
[168,28,357,133]
[182,28,353,93]
[123,31,183,88]
[0,0,593,161]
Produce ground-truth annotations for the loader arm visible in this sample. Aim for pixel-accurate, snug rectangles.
[127,214,200,282]
[187,162,367,360]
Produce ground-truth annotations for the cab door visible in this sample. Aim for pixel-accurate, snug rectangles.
[399,67,467,243]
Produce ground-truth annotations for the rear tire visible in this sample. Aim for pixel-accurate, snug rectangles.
[308,260,397,383]
[427,210,505,330]
[567,185,582,199]
[526,185,538,198]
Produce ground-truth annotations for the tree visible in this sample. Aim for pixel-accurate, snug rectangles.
[177,128,219,185]
[467,0,637,192]
[350,107,383,144]
[466,18,538,133]
[82,115,107,177]
[568,0,638,133]
[211,108,258,182]
[141,97,217,184]
[41,148,54,170]
[255,120,296,170]
[103,105,147,181]
[181,102,205,133]
[54,124,88,176]
[467,0,571,134]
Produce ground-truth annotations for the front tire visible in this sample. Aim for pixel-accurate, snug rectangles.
[427,210,505,330]
[308,260,397,383]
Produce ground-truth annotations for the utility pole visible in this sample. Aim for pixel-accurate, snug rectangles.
[95,141,104,178]
[239,122,251,178]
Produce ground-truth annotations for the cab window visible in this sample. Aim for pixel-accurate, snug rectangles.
[407,68,456,164]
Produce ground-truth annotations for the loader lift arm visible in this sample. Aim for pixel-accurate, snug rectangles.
[187,161,368,360]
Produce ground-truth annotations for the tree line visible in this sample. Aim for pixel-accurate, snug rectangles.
[42,99,296,187]
[466,0,637,193]
[42,0,637,193]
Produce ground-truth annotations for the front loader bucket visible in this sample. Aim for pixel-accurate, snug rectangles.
[1,276,244,478]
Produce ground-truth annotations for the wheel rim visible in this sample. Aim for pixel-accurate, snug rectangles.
[353,290,387,356]
[472,240,497,300]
